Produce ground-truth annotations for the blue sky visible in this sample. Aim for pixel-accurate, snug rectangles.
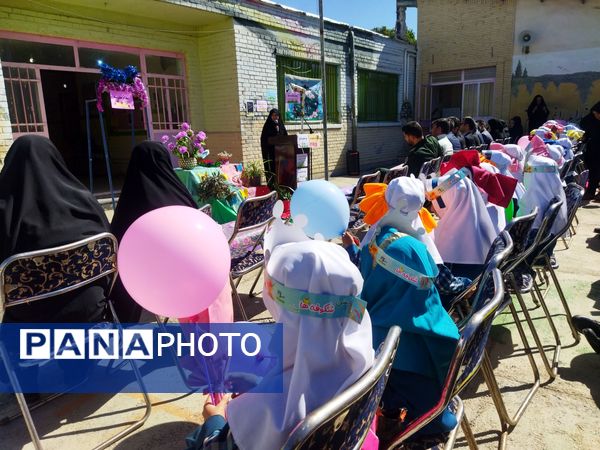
[271,0,418,35]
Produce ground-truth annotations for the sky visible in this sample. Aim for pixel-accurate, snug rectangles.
[268,0,418,35]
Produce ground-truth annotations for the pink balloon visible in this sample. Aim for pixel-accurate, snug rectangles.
[118,206,231,318]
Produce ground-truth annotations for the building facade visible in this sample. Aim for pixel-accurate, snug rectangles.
[0,0,416,188]
[415,0,600,129]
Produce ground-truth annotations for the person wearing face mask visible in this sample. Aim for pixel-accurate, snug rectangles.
[260,108,288,189]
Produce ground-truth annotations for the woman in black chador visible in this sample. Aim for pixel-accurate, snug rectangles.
[260,108,287,188]
[110,141,198,322]
[0,135,110,323]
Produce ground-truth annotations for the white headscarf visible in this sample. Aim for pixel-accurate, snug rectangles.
[502,144,526,182]
[518,155,568,235]
[487,150,526,199]
[227,236,374,450]
[361,176,443,264]
[426,171,497,265]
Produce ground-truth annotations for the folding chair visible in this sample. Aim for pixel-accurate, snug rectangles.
[383,165,408,184]
[418,158,440,179]
[383,269,505,450]
[529,185,584,345]
[282,326,401,450]
[560,183,584,249]
[199,203,212,217]
[504,201,566,383]
[0,233,151,450]
[347,171,381,231]
[226,191,277,321]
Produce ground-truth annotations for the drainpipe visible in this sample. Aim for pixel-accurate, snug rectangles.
[349,27,358,153]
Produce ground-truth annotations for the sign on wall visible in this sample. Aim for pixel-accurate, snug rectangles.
[284,74,323,122]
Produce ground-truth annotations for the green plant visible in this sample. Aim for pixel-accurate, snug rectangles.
[274,183,293,200]
[242,160,264,178]
[196,173,234,203]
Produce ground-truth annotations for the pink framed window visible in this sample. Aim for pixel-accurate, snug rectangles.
[2,64,47,137]
[147,75,188,131]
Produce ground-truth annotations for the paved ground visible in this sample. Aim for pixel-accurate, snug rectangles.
[2,178,599,449]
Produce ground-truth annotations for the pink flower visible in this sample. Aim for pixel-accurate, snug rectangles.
[161,135,169,144]
[197,131,207,141]
[175,131,187,140]
[167,143,175,151]
[193,142,201,149]
[178,146,188,154]
[181,122,190,131]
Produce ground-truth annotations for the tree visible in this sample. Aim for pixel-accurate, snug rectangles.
[515,60,523,78]
[372,26,417,45]
[523,68,528,78]
[372,26,396,38]
[405,28,417,46]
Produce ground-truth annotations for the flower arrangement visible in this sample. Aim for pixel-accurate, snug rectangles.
[162,122,209,162]
[197,159,222,168]
[96,63,148,112]
[217,151,233,164]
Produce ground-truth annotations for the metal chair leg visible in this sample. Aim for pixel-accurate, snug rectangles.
[460,409,478,450]
[230,275,249,321]
[531,279,563,351]
[508,273,558,379]
[0,346,43,449]
[248,266,264,298]
[544,256,581,344]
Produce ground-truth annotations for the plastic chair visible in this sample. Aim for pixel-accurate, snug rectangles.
[282,326,401,450]
[383,165,408,184]
[383,269,505,450]
[347,170,381,231]
[0,233,151,450]
[560,183,584,249]
[418,158,440,179]
[227,191,277,321]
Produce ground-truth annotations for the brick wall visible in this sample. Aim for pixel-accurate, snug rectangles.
[232,13,413,178]
[416,0,517,122]
[0,58,12,167]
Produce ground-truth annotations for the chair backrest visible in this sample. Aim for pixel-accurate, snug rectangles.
[383,165,408,184]
[283,326,401,450]
[389,270,503,446]
[559,159,574,181]
[229,191,277,239]
[442,154,453,164]
[199,203,212,218]
[0,233,118,319]
[447,231,513,315]
[502,208,538,273]
[349,171,381,208]
[564,183,585,228]
[418,158,440,179]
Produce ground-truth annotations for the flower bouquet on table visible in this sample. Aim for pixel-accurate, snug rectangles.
[162,123,209,170]
[217,151,233,164]
[96,62,148,112]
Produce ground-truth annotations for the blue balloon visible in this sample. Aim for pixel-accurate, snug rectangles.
[290,180,350,240]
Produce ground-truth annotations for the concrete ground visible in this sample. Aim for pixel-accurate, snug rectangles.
[2,179,599,449]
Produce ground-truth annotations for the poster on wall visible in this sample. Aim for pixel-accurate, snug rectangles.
[297,152,309,183]
[284,74,323,122]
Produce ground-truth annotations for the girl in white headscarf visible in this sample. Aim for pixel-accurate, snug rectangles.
[426,169,498,279]
[186,217,374,450]
[518,154,568,236]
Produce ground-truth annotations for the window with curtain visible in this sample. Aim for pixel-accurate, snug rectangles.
[358,69,398,122]
[276,56,339,123]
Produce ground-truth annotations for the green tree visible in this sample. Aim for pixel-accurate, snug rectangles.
[372,26,417,46]
[515,60,523,78]
[372,26,396,38]
[523,68,528,78]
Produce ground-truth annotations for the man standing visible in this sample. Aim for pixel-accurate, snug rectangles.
[402,121,445,176]
[431,119,454,156]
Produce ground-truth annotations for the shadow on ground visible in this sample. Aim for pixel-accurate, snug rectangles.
[558,352,600,409]
[114,421,198,449]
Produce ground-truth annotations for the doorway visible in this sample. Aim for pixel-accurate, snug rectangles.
[40,69,147,196]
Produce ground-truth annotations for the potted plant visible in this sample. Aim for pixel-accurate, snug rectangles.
[274,183,293,219]
[217,151,233,164]
[162,123,208,170]
[241,160,264,187]
[196,173,237,224]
